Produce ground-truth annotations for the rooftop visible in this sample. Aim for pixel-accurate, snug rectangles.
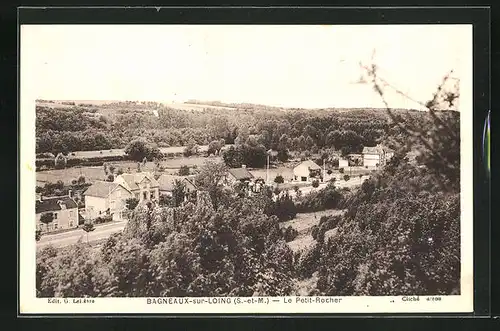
[228,167,254,180]
[35,196,78,214]
[116,172,160,190]
[295,160,322,170]
[157,174,197,192]
[83,181,126,198]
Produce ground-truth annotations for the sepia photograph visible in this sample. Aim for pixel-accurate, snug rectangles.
[19,23,473,314]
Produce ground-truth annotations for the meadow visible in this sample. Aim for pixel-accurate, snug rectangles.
[36,156,223,185]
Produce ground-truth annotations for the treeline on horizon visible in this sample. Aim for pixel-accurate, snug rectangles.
[35,100,426,157]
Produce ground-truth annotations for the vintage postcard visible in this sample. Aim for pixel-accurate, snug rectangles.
[19,24,473,314]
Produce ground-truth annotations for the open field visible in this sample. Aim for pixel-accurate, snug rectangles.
[64,145,223,159]
[36,156,224,185]
[280,209,344,235]
[281,209,344,253]
[167,102,237,112]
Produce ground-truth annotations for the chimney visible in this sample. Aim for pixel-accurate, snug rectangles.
[242,164,246,169]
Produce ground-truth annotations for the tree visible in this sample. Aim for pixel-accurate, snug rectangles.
[184,139,199,157]
[343,174,350,181]
[77,176,86,185]
[36,229,42,241]
[305,136,315,150]
[82,221,95,244]
[109,165,116,174]
[106,174,114,182]
[126,197,140,210]
[274,175,284,184]
[208,140,222,155]
[54,153,67,169]
[312,179,320,188]
[40,212,54,232]
[339,168,344,174]
[125,138,159,162]
[194,160,228,210]
[159,194,173,207]
[172,179,186,207]
[178,165,190,176]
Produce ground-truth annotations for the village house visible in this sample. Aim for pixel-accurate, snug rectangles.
[293,160,322,182]
[83,181,133,221]
[362,145,394,168]
[35,195,79,233]
[157,174,198,200]
[338,158,349,168]
[114,172,160,202]
[225,165,255,186]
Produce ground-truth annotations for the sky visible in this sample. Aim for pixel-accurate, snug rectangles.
[21,24,471,110]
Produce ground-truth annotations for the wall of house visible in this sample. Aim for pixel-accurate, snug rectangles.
[36,207,79,233]
[184,180,197,194]
[109,186,133,218]
[85,186,133,221]
[85,195,108,220]
[339,159,349,168]
[363,154,380,167]
[293,164,310,181]
[135,180,160,202]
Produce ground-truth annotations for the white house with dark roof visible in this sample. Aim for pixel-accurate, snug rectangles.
[225,165,255,186]
[35,195,79,233]
[293,160,322,182]
[362,145,394,168]
[114,172,160,202]
[83,181,132,221]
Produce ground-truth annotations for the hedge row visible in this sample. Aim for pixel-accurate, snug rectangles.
[36,154,130,170]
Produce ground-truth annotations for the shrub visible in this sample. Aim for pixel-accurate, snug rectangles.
[327,169,333,175]
[339,168,344,174]
[296,244,321,279]
[283,226,299,242]
[343,175,350,181]
[312,179,320,188]
[178,165,190,176]
[311,225,319,240]
[274,175,285,184]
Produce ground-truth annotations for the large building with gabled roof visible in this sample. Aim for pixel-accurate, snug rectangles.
[83,181,132,221]
[35,195,79,233]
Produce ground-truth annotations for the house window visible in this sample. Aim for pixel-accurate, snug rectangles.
[54,222,58,230]
[110,200,116,209]
[301,176,307,182]
[69,221,74,227]
[54,213,58,219]
[135,193,140,200]
[143,191,148,200]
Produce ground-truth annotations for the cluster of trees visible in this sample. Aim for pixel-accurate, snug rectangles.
[124,138,161,162]
[37,190,296,297]
[309,156,461,295]
[295,180,348,213]
[36,101,423,159]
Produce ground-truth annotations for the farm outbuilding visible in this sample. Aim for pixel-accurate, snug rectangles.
[293,160,322,182]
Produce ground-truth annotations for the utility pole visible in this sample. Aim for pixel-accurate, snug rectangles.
[266,150,270,184]
[323,158,326,182]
